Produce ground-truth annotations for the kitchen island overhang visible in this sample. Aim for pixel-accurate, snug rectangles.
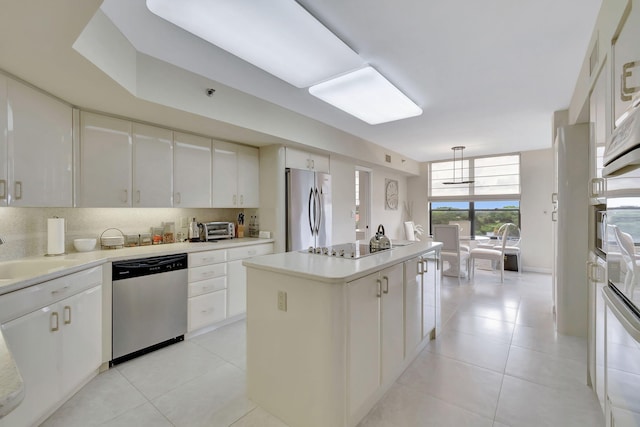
[243,241,442,427]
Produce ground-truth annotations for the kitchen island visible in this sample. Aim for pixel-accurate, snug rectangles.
[243,241,441,427]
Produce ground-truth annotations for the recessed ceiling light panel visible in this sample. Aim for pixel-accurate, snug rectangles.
[146,0,365,88]
[309,67,423,125]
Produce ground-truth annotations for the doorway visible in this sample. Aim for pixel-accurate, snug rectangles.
[355,168,371,241]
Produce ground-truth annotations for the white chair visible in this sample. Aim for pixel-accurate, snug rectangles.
[612,225,640,295]
[433,224,469,282]
[404,221,416,241]
[495,223,522,274]
[469,224,511,283]
[449,220,470,252]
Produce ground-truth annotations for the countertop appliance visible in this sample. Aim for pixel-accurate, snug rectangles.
[303,241,393,259]
[198,221,235,241]
[286,168,331,252]
[369,224,391,251]
[111,253,188,365]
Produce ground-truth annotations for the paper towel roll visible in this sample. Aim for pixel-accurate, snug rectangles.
[47,217,65,255]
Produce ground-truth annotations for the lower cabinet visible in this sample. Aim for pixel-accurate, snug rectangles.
[422,252,439,339]
[227,244,274,318]
[404,257,422,356]
[348,263,403,419]
[0,285,102,427]
[188,290,227,331]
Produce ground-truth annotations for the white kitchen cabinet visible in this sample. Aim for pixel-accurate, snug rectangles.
[132,123,173,207]
[285,146,330,173]
[227,243,274,317]
[2,78,72,207]
[422,252,439,339]
[347,262,403,419]
[587,253,606,412]
[188,290,227,331]
[1,285,102,427]
[174,132,211,207]
[79,112,132,207]
[404,257,422,356]
[612,0,640,126]
[589,57,608,203]
[212,141,259,208]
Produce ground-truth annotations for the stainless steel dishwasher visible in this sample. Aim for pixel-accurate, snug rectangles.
[112,253,188,365]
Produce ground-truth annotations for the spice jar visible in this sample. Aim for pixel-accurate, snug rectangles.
[163,222,175,244]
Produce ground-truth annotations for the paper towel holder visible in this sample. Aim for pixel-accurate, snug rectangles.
[45,216,67,257]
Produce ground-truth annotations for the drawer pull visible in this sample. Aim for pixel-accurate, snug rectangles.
[248,250,257,255]
[51,286,70,295]
[201,308,215,314]
[64,305,71,324]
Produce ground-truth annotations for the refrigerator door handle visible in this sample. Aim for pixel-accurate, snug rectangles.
[315,188,322,234]
[308,188,315,236]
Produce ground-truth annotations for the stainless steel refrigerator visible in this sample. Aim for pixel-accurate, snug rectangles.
[286,168,331,252]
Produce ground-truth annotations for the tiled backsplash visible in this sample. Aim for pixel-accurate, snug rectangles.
[0,207,257,260]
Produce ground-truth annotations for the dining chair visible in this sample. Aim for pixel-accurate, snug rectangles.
[433,224,469,282]
[612,225,640,294]
[469,223,511,283]
[495,223,522,274]
[404,221,416,241]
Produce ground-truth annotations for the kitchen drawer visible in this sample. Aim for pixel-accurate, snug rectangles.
[189,276,226,297]
[227,243,273,261]
[189,263,227,283]
[188,290,226,331]
[0,265,103,323]
[189,250,227,267]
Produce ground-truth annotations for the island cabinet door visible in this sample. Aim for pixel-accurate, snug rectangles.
[404,257,423,356]
[423,253,439,339]
[380,263,404,385]
[347,271,381,420]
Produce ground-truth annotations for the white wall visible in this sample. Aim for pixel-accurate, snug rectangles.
[406,163,429,239]
[520,148,554,272]
[369,169,409,240]
[331,155,357,245]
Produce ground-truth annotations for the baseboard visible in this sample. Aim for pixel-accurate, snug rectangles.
[522,266,552,274]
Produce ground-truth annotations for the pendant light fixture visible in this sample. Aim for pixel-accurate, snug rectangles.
[443,146,474,185]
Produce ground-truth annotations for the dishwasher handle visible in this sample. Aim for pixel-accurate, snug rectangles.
[112,253,188,281]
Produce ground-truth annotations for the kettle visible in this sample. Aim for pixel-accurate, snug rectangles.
[369,224,392,251]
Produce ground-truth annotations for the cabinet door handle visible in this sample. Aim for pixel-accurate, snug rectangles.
[383,276,389,294]
[376,279,382,298]
[64,305,71,325]
[122,189,128,203]
[552,210,558,222]
[15,181,22,200]
[423,260,429,273]
[51,311,59,332]
[175,192,181,205]
[0,179,6,200]
[551,192,558,204]
[621,61,640,102]
[417,259,423,275]
[136,190,141,204]
[590,178,605,198]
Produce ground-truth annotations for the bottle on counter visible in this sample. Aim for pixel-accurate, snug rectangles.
[188,218,200,242]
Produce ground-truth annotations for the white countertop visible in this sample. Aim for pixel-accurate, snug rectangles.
[0,238,274,296]
[243,241,442,283]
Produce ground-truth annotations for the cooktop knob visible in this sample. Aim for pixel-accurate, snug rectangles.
[331,249,337,256]
[322,247,329,255]
[339,249,345,257]
[308,246,314,253]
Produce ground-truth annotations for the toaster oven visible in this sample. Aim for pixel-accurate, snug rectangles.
[199,222,235,241]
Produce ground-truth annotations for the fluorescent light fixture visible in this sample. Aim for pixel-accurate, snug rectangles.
[309,67,422,125]
[146,0,364,88]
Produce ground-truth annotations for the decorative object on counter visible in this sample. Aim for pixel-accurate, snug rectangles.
[248,215,259,237]
[151,227,164,244]
[369,224,392,251]
[237,213,245,238]
[73,238,96,252]
[163,222,175,244]
[139,233,152,246]
[46,217,66,256]
[188,217,200,242]
[100,228,125,249]
[125,234,140,247]
[385,179,398,210]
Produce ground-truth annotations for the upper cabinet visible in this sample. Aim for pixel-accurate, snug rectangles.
[285,147,329,173]
[1,78,73,207]
[589,58,608,202]
[78,112,132,207]
[174,132,212,208]
[612,0,640,126]
[132,124,173,207]
[212,141,259,208]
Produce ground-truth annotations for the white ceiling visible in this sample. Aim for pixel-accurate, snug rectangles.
[0,0,602,163]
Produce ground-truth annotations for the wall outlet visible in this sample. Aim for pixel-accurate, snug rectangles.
[277,290,287,312]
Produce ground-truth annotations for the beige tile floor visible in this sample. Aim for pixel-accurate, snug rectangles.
[42,270,605,427]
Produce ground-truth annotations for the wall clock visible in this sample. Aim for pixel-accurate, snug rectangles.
[385,179,398,210]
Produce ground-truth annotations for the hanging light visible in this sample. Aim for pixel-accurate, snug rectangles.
[443,146,474,185]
